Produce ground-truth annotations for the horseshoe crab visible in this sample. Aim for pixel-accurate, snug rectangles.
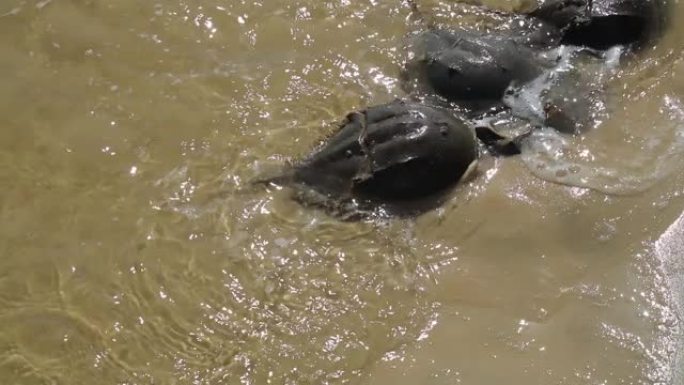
[529,0,667,49]
[401,29,548,110]
[259,100,485,217]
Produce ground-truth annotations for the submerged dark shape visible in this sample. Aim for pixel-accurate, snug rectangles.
[406,0,566,49]
[402,29,546,110]
[267,100,479,215]
[529,0,666,49]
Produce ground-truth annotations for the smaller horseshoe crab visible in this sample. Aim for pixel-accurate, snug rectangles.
[401,29,547,110]
[259,100,489,217]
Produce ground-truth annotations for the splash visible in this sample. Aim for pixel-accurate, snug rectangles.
[521,95,684,195]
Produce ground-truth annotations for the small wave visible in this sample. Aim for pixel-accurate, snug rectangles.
[520,95,684,195]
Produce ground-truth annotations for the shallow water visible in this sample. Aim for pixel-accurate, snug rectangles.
[0,0,683,384]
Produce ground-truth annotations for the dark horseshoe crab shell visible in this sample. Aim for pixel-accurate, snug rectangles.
[275,100,479,209]
[401,29,547,109]
[530,0,669,49]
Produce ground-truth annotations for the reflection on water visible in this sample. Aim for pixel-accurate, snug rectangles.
[0,0,682,384]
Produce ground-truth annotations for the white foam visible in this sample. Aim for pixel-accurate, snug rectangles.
[520,96,684,195]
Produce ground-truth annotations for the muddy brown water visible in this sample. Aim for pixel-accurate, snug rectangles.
[1,0,683,384]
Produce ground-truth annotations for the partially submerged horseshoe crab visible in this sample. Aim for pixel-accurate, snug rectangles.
[401,29,548,110]
[260,100,484,217]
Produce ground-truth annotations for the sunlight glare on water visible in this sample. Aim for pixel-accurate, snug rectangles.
[0,0,682,384]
